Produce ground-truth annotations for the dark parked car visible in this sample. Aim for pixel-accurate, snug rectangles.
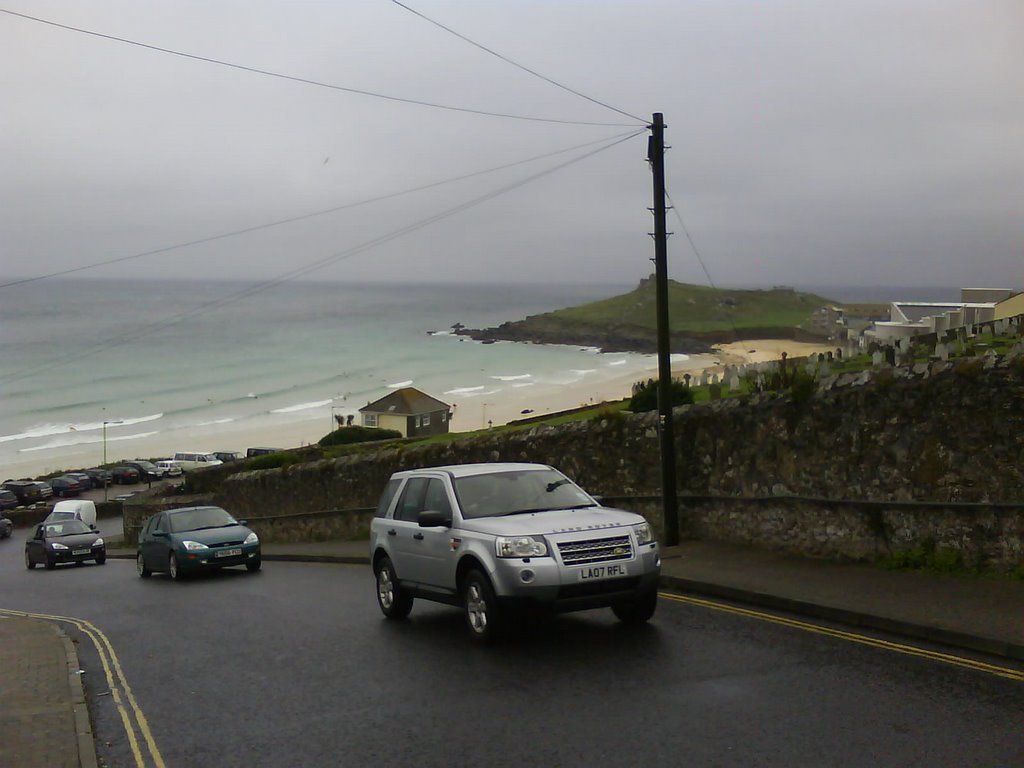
[124,460,164,482]
[2,480,53,504]
[65,471,94,489]
[25,519,106,569]
[110,466,140,485]
[50,475,84,497]
[0,489,19,511]
[137,505,261,580]
[246,447,284,458]
[213,451,242,463]
[0,514,11,539]
[85,468,112,488]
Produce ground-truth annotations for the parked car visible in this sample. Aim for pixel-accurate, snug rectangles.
[369,462,660,643]
[171,452,222,472]
[85,468,112,489]
[2,480,53,504]
[49,475,84,497]
[246,447,283,458]
[110,466,140,485]
[136,505,261,580]
[65,471,94,489]
[212,451,242,463]
[0,489,19,511]
[155,460,184,478]
[0,514,11,539]
[25,519,106,569]
[124,460,164,482]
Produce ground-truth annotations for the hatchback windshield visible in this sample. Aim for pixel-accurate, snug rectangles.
[45,520,92,536]
[168,506,237,532]
[453,469,594,519]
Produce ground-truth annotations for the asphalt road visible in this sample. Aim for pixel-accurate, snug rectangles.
[0,536,1020,768]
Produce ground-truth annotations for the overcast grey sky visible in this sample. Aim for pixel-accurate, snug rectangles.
[2,0,1021,289]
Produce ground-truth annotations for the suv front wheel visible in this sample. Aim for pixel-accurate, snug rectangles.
[463,570,504,644]
[611,588,658,625]
[375,557,413,620]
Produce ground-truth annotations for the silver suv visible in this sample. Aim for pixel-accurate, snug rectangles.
[369,463,661,642]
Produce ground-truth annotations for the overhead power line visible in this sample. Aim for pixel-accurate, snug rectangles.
[0,129,639,289]
[0,130,645,386]
[390,0,647,125]
[665,188,741,340]
[0,8,638,127]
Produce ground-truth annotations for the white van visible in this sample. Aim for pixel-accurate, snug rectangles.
[45,499,97,528]
[172,452,224,472]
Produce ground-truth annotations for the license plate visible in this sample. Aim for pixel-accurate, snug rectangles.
[215,548,242,558]
[577,563,628,581]
[72,549,90,556]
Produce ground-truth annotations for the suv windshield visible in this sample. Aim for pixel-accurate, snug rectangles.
[169,507,237,532]
[453,469,594,520]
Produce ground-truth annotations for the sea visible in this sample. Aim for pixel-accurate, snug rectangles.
[0,279,961,478]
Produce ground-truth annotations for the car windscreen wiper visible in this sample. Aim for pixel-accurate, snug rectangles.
[190,523,235,531]
[502,507,553,516]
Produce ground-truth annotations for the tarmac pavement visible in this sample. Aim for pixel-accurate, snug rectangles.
[5,536,1022,766]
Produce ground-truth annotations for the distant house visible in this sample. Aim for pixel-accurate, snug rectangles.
[359,387,452,438]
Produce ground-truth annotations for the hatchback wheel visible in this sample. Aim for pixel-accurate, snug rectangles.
[137,553,151,578]
[44,555,56,571]
[375,557,412,619]
[168,552,182,580]
[25,550,34,569]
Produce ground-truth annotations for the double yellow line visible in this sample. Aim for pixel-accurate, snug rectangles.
[0,607,166,768]
[659,592,1024,682]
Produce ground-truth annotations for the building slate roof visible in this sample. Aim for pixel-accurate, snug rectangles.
[359,387,451,415]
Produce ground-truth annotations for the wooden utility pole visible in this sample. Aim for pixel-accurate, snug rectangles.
[648,112,679,546]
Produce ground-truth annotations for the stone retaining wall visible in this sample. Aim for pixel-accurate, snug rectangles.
[123,362,1024,570]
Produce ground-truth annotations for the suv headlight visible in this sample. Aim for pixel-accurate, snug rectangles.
[495,536,547,558]
[634,523,654,546]
[243,532,259,545]
[182,540,209,551]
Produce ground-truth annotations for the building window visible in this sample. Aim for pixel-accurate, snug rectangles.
[364,414,378,427]
[421,413,431,427]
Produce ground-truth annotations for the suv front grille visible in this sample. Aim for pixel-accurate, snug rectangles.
[557,535,632,565]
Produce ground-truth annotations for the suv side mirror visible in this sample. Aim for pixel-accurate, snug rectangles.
[418,510,451,528]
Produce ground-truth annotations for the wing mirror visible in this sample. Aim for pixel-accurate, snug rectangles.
[418,510,451,528]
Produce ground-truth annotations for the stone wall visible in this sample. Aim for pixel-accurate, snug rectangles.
[127,361,1024,570]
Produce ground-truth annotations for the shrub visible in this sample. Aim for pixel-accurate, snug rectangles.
[319,425,402,448]
[247,452,299,471]
[629,378,694,412]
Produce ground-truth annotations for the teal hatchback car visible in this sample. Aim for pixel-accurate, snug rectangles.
[137,506,261,580]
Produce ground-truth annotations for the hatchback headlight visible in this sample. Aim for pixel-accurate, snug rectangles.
[93,538,104,547]
[495,536,547,558]
[634,523,654,546]
[243,532,259,545]
[182,540,208,551]
[50,542,68,550]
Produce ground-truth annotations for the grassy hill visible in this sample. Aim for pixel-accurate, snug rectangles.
[461,278,841,353]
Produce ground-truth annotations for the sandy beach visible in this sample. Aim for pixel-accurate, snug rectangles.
[6,339,835,480]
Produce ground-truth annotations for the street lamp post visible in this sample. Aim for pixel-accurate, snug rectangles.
[102,420,123,502]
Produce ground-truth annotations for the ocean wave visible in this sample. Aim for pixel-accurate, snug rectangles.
[491,374,532,381]
[19,430,160,452]
[455,388,502,398]
[511,382,536,389]
[0,413,163,444]
[670,353,691,363]
[606,359,628,366]
[571,369,597,376]
[444,386,485,395]
[271,399,333,414]
[197,417,235,426]
[387,380,414,388]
